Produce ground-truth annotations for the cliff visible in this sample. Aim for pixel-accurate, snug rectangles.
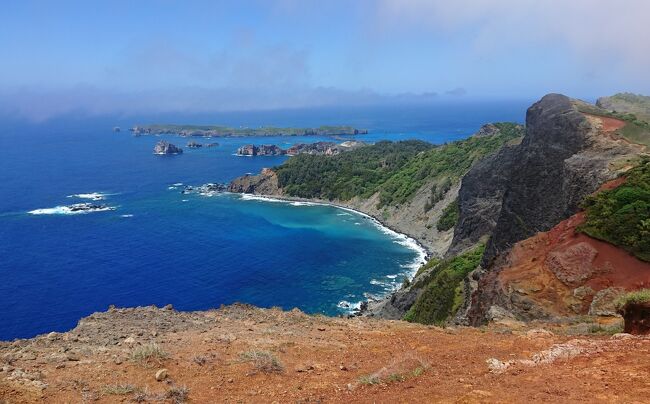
[460,95,648,325]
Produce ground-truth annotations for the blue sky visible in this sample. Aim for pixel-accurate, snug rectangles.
[1,0,649,119]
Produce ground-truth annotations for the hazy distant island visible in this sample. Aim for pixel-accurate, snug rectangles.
[130,124,368,138]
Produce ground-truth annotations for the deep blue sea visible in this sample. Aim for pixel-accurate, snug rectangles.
[0,101,528,340]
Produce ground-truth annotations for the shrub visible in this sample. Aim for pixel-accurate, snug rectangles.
[436,198,459,231]
[615,289,650,309]
[404,244,484,325]
[166,386,190,403]
[578,158,650,261]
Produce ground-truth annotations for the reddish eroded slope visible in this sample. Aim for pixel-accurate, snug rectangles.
[584,113,627,133]
[489,175,649,319]
[495,211,650,318]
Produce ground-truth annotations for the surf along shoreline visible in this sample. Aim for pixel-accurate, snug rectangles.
[232,192,430,314]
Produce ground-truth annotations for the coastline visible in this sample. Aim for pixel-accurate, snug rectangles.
[232,192,430,312]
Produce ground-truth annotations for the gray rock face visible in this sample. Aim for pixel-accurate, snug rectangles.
[482,94,620,265]
[447,143,519,257]
[153,141,183,155]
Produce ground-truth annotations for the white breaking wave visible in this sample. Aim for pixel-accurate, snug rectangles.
[29,204,116,215]
[66,192,110,201]
[120,214,134,218]
[337,300,362,312]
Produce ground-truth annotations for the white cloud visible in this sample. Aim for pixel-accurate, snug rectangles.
[375,0,650,76]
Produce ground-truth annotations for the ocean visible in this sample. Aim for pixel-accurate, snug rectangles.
[0,101,528,340]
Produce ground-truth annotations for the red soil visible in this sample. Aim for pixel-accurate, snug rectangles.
[497,211,650,317]
[584,113,627,133]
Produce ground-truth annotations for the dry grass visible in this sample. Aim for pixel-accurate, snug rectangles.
[130,343,168,367]
[100,384,140,396]
[239,350,284,373]
[358,352,430,385]
[166,385,190,403]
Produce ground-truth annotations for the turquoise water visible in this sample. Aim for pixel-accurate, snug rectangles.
[0,102,528,339]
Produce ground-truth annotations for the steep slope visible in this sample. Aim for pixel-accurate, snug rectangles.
[381,94,648,325]
[2,304,649,403]
[462,96,649,325]
[482,94,644,265]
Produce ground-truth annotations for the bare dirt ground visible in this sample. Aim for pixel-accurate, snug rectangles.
[1,304,649,403]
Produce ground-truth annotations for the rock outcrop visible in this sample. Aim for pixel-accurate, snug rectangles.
[153,141,183,155]
[446,142,519,257]
[228,168,281,195]
[482,94,641,265]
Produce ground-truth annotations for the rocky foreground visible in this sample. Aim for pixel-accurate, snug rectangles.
[1,304,649,403]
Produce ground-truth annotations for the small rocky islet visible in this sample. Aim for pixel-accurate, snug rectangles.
[153,140,183,155]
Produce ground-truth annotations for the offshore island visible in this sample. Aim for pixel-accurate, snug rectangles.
[130,124,368,137]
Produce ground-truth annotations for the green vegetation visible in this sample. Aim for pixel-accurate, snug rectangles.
[578,158,650,262]
[615,289,650,308]
[436,198,459,231]
[403,244,485,325]
[276,122,523,207]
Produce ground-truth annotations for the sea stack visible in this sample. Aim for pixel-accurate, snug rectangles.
[154,140,183,155]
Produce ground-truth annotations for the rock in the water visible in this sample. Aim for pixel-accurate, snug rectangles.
[153,141,183,155]
[187,141,203,148]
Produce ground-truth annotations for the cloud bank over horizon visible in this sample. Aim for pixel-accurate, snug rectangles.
[1,0,649,120]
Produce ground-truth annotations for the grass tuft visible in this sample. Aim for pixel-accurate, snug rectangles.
[101,384,141,395]
[130,343,168,367]
[615,288,650,309]
[239,350,284,373]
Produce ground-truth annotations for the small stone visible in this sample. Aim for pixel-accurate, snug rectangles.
[295,364,314,373]
[611,333,634,340]
[317,327,326,331]
[155,368,168,381]
[55,364,65,369]
[47,332,58,340]
[114,358,123,365]
[66,353,80,361]
[339,365,348,371]
[163,304,174,311]
[22,352,37,361]
[124,337,136,345]
[227,378,234,383]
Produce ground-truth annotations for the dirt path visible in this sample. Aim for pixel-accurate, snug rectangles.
[1,305,649,403]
